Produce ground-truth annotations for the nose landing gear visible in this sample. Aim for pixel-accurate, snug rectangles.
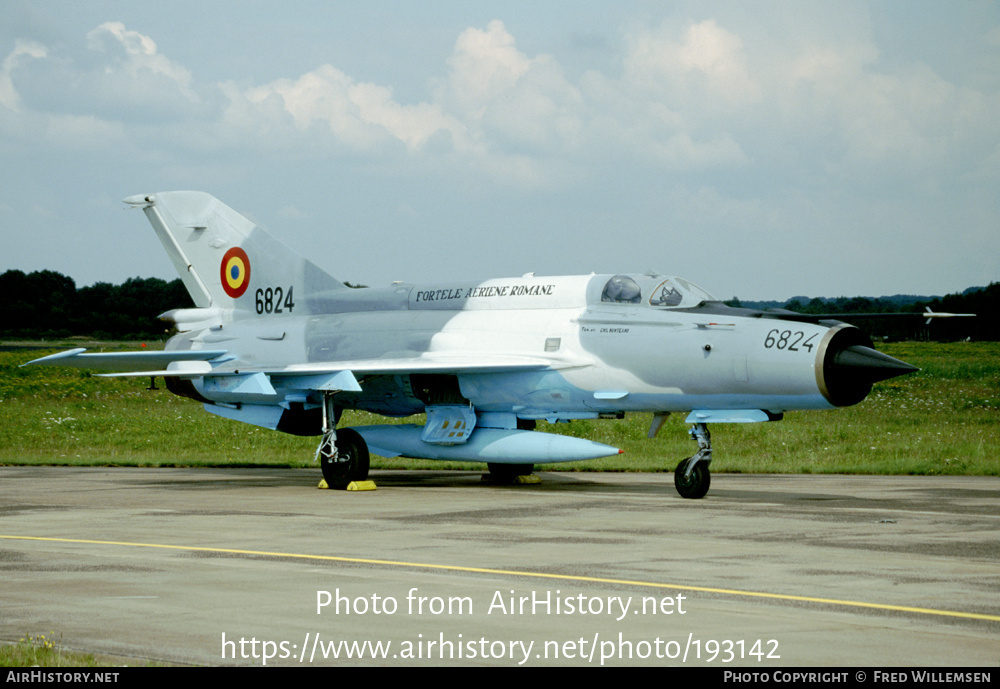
[674,423,711,499]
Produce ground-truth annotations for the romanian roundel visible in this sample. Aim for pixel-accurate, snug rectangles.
[220,247,251,299]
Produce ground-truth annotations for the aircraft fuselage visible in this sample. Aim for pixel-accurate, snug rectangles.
[167,273,889,430]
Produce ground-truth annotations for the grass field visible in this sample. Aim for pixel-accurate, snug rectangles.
[1,341,997,476]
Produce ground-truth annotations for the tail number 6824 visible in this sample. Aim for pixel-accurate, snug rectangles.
[255,286,295,315]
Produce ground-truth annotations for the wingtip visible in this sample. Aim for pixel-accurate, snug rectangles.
[22,348,87,367]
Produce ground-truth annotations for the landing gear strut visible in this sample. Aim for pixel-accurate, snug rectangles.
[316,393,369,489]
[674,423,711,499]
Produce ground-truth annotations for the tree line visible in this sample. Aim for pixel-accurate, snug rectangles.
[729,283,997,341]
[1,270,193,340]
[1,268,995,341]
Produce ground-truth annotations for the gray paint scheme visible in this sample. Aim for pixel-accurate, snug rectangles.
[26,192,919,498]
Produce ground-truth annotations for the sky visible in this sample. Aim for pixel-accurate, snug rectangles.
[2,1,998,301]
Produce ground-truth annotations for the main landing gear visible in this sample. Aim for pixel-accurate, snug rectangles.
[316,394,369,490]
[674,423,712,499]
[486,463,535,484]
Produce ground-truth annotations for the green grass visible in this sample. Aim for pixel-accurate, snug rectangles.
[0,632,166,667]
[2,341,997,476]
[0,633,100,667]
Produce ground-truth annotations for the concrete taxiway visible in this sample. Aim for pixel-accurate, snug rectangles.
[1,467,997,666]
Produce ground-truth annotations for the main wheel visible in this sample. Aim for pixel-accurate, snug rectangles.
[320,428,370,490]
[674,457,710,499]
[487,463,534,483]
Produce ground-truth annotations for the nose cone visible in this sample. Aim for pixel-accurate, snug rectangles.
[832,345,919,385]
[818,326,919,407]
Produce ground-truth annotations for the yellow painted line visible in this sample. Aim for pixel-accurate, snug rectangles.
[3,534,998,623]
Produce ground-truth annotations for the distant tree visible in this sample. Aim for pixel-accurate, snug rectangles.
[0,269,77,336]
[77,277,194,338]
[805,297,827,314]
[843,296,875,313]
[1,269,193,339]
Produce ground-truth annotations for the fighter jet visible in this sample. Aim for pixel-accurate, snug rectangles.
[27,191,923,498]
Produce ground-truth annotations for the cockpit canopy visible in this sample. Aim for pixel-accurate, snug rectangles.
[597,274,717,309]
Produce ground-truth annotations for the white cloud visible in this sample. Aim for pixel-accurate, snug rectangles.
[433,19,750,173]
[624,19,760,107]
[4,15,995,185]
[1,9,998,296]
[237,63,469,154]
[445,20,533,118]
[772,37,999,175]
[3,22,201,124]
[86,22,192,89]
[0,39,46,110]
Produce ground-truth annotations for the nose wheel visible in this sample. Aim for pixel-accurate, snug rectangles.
[674,423,712,499]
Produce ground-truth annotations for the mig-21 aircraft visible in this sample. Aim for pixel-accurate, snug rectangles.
[28,191,927,498]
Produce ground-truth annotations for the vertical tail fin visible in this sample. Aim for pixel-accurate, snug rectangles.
[125,191,345,312]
